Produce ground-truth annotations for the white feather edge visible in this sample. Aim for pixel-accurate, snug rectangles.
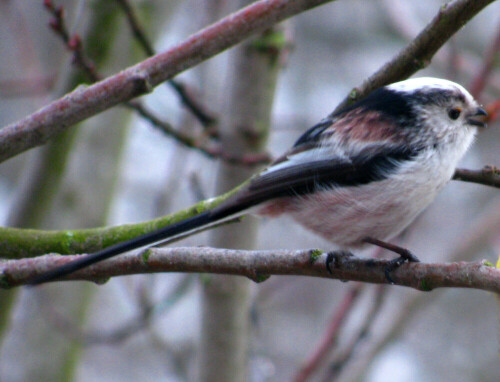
[388,77,474,101]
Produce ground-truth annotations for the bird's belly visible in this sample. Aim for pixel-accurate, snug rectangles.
[285,173,447,248]
[256,151,458,248]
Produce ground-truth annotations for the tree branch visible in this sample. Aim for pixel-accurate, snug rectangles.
[2,247,498,292]
[453,166,500,189]
[0,0,335,163]
[332,0,497,113]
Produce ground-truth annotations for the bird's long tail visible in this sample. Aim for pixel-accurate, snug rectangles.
[28,201,245,285]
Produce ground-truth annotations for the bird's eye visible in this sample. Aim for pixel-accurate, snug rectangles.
[448,107,462,120]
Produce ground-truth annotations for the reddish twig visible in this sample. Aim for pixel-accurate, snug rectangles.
[468,18,500,98]
[323,285,388,381]
[44,0,99,82]
[484,98,500,123]
[293,247,385,382]
[294,284,364,382]
[115,0,217,127]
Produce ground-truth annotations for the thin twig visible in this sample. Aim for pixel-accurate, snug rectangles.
[294,284,364,382]
[293,247,384,382]
[468,18,500,98]
[115,0,217,126]
[323,285,388,381]
[44,0,99,81]
[129,101,271,165]
[38,274,195,345]
[114,0,154,56]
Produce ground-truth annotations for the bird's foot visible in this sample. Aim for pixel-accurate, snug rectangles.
[383,252,419,284]
[362,237,420,284]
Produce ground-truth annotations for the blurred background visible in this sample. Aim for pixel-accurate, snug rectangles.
[0,0,499,381]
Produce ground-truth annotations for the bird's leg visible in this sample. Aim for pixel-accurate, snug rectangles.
[363,237,420,284]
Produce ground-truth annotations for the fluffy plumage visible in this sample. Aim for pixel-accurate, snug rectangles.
[29,77,487,284]
[244,77,486,247]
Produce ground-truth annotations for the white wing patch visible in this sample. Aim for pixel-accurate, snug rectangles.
[260,146,343,176]
[261,137,401,178]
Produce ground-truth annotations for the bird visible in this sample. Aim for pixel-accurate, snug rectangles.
[28,77,488,285]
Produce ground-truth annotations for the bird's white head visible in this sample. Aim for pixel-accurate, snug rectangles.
[387,77,487,132]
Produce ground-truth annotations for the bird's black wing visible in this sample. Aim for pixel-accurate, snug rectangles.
[216,145,423,216]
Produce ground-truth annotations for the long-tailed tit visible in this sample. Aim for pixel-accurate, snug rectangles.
[29,77,488,285]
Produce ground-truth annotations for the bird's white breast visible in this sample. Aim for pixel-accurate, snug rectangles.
[285,133,474,248]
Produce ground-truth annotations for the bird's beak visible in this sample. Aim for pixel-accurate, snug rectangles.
[467,107,488,128]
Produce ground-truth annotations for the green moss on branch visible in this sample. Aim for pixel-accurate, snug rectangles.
[0,184,244,259]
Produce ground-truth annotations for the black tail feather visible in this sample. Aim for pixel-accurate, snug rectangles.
[28,209,223,285]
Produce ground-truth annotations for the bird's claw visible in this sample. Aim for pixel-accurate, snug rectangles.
[326,251,354,275]
[326,252,335,275]
[384,251,420,284]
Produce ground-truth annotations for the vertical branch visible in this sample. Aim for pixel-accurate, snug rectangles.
[198,3,289,380]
